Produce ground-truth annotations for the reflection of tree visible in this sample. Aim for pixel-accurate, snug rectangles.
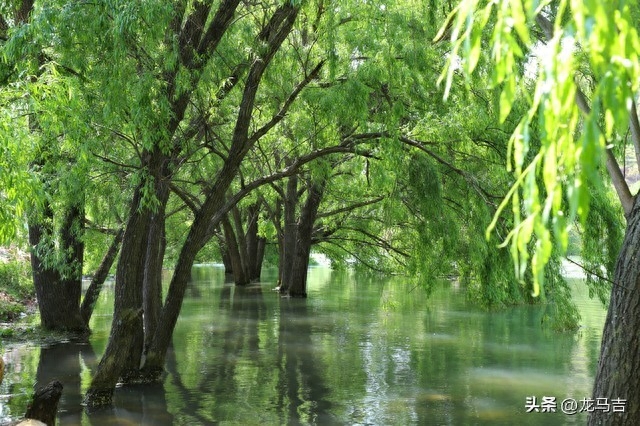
[276,299,334,425]
[34,341,91,424]
[35,340,175,425]
[164,283,268,423]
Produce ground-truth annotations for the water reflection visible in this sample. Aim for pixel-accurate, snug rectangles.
[276,299,333,425]
[36,341,92,424]
[0,268,606,425]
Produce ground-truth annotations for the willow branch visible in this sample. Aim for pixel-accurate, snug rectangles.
[247,60,325,146]
[316,196,385,219]
[538,13,634,217]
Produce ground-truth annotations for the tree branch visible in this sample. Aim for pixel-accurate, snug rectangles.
[247,60,325,146]
[316,196,385,219]
[537,13,634,217]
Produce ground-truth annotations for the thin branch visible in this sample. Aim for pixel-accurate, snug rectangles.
[170,182,202,213]
[319,240,400,274]
[91,152,139,171]
[316,196,385,219]
[537,13,634,217]
[204,143,373,238]
[563,257,622,287]
[628,99,640,170]
[247,60,325,146]
[336,227,410,258]
[399,135,500,208]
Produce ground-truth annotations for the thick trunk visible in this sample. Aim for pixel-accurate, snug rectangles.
[280,175,298,291]
[286,182,324,297]
[589,197,640,425]
[216,229,234,275]
[245,203,265,281]
[142,224,205,379]
[83,308,143,408]
[81,228,124,325]
[254,236,266,280]
[142,156,245,378]
[85,185,151,405]
[220,203,264,283]
[231,205,251,280]
[29,204,86,333]
[142,187,169,356]
[221,215,249,284]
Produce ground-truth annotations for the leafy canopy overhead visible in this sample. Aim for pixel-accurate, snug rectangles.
[439,0,637,295]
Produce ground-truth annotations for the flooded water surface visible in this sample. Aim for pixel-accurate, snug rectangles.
[0,266,607,425]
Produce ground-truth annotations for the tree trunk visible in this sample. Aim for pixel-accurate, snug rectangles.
[81,228,124,325]
[286,181,325,297]
[142,187,169,358]
[254,236,266,280]
[24,380,63,426]
[216,229,234,275]
[231,204,251,281]
[29,203,86,333]
[219,203,265,283]
[84,308,143,408]
[245,203,265,281]
[84,184,151,406]
[221,215,249,285]
[280,175,298,291]
[589,198,640,425]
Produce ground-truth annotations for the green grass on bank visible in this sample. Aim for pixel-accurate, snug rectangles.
[0,261,34,324]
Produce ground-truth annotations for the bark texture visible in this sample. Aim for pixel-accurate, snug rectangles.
[283,181,325,297]
[218,203,266,284]
[589,197,640,425]
[29,204,87,333]
[84,308,143,408]
[24,380,63,426]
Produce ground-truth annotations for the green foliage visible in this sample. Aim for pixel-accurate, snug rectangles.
[580,185,624,305]
[440,0,639,296]
[0,261,33,321]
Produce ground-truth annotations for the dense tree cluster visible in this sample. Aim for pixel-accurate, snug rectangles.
[0,0,625,417]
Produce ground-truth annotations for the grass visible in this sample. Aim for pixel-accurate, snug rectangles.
[0,261,35,325]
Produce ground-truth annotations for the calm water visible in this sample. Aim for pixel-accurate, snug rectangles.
[0,266,607,425]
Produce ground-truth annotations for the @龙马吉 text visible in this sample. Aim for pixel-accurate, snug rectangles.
[525,396,627,415]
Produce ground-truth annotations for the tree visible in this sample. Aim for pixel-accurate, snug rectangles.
[440,0,639,423]
[0,1,126,333]
[82,0,317,406]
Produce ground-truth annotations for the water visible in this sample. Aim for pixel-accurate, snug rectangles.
[0,266,607,425]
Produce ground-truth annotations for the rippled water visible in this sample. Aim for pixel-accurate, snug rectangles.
[0,266,607,425]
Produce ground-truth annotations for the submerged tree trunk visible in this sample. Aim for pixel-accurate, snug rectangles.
[221,215,249,285]
[216,229,234,276]
[218,203,266,284]
[280,175,298,289]
[24,380,63,426]
[589,198,640,425]
[84,184,153,405]
[142,187,169,359]
[245,203,265,281]
[84,308,143,408]
[284,181,325,297]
